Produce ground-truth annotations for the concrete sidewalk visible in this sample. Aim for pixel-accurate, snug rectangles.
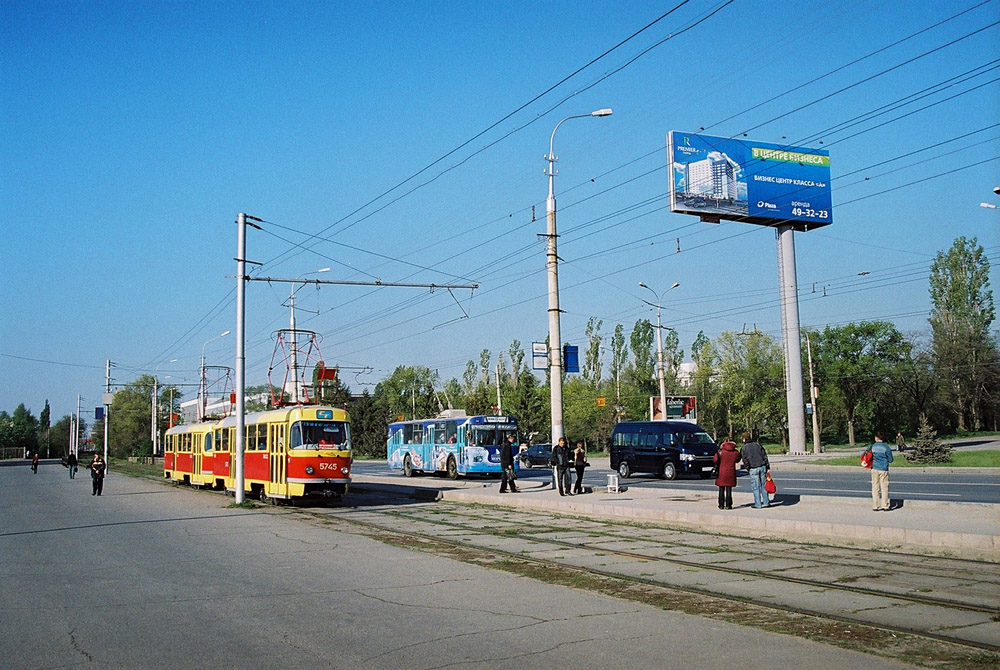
[351,466,1000,561]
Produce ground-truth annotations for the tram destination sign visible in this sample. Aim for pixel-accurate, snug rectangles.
[667,131,832,231]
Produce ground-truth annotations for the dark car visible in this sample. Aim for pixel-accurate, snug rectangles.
[518,444,552,468]
[610,421,718,480]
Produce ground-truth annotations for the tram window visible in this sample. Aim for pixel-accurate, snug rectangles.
[205,433,213,452]
[290,421,349,449]
[246,425,257,451]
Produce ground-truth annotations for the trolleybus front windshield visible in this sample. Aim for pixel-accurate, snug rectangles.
[290,421,350,449]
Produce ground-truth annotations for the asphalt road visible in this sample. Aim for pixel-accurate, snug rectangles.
[354,458,1000,503]
[1,463,920,670]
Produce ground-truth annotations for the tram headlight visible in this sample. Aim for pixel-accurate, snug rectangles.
[305,466,315,475]
[341,466,349,475]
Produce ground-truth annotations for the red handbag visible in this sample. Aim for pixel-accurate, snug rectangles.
[861,449,873,469]
[764,473,776,494]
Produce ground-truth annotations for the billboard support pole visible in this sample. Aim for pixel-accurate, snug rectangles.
[776,225,807,454]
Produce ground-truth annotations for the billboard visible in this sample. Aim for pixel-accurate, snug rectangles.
[650,396,697,422]
[667,131,832,231]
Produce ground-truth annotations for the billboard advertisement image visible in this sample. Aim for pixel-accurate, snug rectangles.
[667,131,832,231]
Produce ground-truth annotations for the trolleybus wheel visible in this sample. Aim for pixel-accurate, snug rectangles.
[403,455,414,477]
[446,456,458,480]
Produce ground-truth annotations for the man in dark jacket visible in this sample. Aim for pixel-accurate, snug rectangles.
[739,433,770,508]
[499,435,518,493]
[551,437,572,496]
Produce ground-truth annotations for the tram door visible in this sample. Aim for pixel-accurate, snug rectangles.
[268,423,287,499]
[193,433,202,482]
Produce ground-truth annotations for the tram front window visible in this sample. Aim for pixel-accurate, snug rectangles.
[291,421,350,449]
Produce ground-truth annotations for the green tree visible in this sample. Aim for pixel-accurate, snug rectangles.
[49,415,81,457]
[583,317,603,387]
[928,236,995,432]
[8,404,39,456]
[624,319,656,418]
[907,414,953,464]
[39,400,51,457]
[112,378,151,456]
[714,331,784,442]
[347,389,383,459]
[815,322,909,446]
[562,376,614,450]
[609,324,628,419]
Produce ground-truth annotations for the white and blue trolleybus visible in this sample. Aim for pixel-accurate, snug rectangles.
[387,411,519,479]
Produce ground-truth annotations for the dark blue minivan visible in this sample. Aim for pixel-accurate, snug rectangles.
[610,421,719,480]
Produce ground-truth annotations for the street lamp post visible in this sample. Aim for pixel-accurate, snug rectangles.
[288,268,330,404]
[545,107,612,445]
[638,281,680,420]
[200,330,230,420]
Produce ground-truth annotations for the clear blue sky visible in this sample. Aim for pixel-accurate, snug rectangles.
[3,0,998,425]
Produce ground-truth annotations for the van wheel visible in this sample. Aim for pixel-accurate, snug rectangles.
[661,461,677,480]
[446,456,458,480]
[403,455,414,477]
[617,461,631,478]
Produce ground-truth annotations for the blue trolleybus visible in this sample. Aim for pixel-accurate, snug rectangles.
[387,412,519,479]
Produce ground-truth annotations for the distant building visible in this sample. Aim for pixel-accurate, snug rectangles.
[685,151,739,200]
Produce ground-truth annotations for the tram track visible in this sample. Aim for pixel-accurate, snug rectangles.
[365,504,999,613]
[298,492,1000,666]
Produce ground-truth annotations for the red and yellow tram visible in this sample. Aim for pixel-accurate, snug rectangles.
[164,405,351,502]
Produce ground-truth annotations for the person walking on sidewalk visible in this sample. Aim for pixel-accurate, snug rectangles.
[89,454,107,496]
[551,437,572,496]
[867,431,894,511]
[572,441,588,494]
[895,431,906,452]
[31,452,39,474]
[67,451,78,479]
[713,437,740,510]
[740,433,771,508]
[498,434,518,494]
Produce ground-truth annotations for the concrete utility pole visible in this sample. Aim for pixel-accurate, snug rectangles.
[544,108,612,445]
[638,281,680,420]
[776,226,807,454]
[104,360,111,463]
[234,212,252,504]
[806,334,822,454]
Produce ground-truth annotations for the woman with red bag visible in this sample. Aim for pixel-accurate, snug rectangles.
[713,437,740,510]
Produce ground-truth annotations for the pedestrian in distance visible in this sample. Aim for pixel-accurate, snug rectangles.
[31,452,39,474]
[89,454,107,496]
[572,441,588,494]
[895,431,906,452]
[551,437,572,496]
[67,451,78,479]
[713,437,740,510]
[498,434,518,494]
[866,431,894,511]
[739,433,771,508]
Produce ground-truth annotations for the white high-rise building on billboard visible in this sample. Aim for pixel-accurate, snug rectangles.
[685,151,739,199]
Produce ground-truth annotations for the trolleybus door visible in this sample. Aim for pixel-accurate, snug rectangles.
[268,423,287,499]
